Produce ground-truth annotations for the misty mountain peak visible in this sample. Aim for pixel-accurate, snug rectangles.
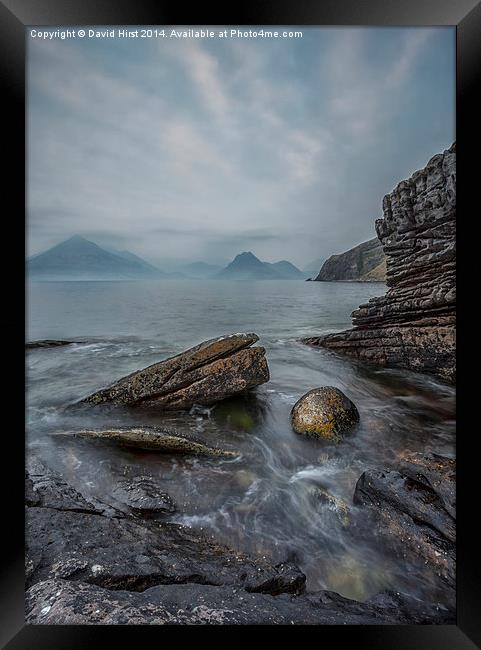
[64,234,92,245]
[230,251,263,266]
[28,235,165,280]
[216,251,306,280]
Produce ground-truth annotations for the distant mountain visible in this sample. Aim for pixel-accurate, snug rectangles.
[115,250,187,279]
[269,260,307,280]
[114,250,162,273]
[28,235,167,280]
[314,237,386,282]
[181,261,222,279]
[216,252,307,280]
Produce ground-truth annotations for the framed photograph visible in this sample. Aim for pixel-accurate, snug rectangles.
[1,0,479,646]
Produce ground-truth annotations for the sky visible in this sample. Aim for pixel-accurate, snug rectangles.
[27,27,455,269]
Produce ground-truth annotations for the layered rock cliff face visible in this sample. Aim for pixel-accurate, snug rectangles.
[304,143,456,383]
[314,238,386,282]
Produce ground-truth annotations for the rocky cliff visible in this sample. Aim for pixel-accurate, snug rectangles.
[304,143,456,383]
[314,238,386,282]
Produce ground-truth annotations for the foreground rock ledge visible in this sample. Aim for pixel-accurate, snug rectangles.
[26,457,305,596]
[79,333,270,409]
[303,143,456,383]
[26,579,453,625]
[25,457,454,625]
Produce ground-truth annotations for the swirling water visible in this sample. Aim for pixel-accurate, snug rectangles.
[27,279,455,604]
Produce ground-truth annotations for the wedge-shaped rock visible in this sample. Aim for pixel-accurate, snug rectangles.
[79,333,269,409]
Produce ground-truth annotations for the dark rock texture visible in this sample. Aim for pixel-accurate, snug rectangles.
[110,476,176,515]
[291,387,359,441]
[314,238,386,282]
[25,456,117,517]
[79,333,270,409]
[26,579,453,625]
[26,339,76,349]
[25,457,454,624]
[353,453,455,590]
[26,508,304,594]
[304,143,456,382]
[25,459,305,596]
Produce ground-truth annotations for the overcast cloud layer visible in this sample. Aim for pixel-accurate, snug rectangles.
[27,27,455,268]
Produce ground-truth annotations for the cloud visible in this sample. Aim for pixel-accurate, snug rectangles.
[27,28,454,266]
[172,40,230,121]
[389,30,432,87]
[325,29,433,139]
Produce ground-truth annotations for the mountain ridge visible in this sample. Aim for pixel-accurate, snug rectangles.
[314,237,386,282]
[28,235,166,280]
[216,252,307,280]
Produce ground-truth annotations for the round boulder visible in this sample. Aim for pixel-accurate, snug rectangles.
[291,387,359,441]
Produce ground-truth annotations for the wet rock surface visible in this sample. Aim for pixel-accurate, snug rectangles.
[25,456,117,517]
[26,578,453,625]
[25,456,454,624]
[304,143,456,382]
[291,387,359,441]
[353,452,455,589]
[26,339,77,349]
[54,426,239,457]
[26,458,305,596]
[110,475,176,515]
[79,333,270,409]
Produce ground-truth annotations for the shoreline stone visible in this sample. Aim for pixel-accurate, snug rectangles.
[353,452,456,590]
[53,426,239,458]
[79,333,270,410]
[291,387,360,441]
[26,339,77,349]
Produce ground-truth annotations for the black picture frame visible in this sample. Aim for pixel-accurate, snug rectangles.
[1,0,479,646]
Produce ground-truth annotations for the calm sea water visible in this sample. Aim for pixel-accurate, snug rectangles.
[26,279,455,604]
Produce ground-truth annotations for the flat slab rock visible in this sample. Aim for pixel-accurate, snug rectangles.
[79,333,270,410]
[353,452,455,589]
[26,339,77,349]
[26,579,453,625]
[55,426,239,457]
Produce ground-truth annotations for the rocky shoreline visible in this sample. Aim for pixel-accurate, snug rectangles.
[26,331,455,624]
[25,452,455,624]
[303,143,456,383]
